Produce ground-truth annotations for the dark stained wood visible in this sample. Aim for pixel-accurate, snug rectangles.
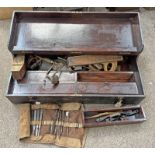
[11,71,76,94]
[77,72,134,82]
[6,12,145,105]
[68,55,123,66]
[8,11,143,55]
[11,82,138,95]
[8,71,138,95]
[20,71,76,83]
[77,82,138,94]
[6,70,144,104]
[13,83,76,94]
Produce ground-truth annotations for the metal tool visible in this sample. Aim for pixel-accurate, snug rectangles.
[35,108,39,136]
[32,109,37,136]
[43,65,54,86]
[57,110,62,138]
[54,109,61,136]
[96,110,139,122]
[57,57,67,64]
[65,111,70,136]
[30,59,42,70]
[59,110,65,138]
[51,72,61,85]
[35,56,54,64]
[121,109,139,117]
[38,109,43,136]
[45,62,63,85]
[50,109,58,134]
[27,56,41,70]
[34,102,41,136]
[46,65,54,76]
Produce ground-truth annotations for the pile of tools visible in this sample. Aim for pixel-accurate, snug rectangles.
[68,55,123,71]
[85,109,140,123]
[49,109,70,138]
[31,102,72,138]
[26,55,123,85]
[12,54,124,85]
[19,103,85,147]
[27,55,123,72]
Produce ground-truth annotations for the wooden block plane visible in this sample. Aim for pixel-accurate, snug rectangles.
[11,54,26,80]
[68,55,123,66]
[68,55,123,71]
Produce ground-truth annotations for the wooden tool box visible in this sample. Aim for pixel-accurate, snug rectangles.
[6,11,144,104]
[6,11,146,128]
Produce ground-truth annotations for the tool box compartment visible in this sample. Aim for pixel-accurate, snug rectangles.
[6,11,144,104]
[83,105,146,127]
[6,55,144,104]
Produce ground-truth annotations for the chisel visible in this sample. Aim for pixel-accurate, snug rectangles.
[38,109,43,136]
[32,109,37,136]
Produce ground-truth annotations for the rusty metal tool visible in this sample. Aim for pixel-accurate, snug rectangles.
[30,59,42,70]
[45,60,64,85]
[35,55,54,64]
[27,56,41,70]
[44,65,54,85]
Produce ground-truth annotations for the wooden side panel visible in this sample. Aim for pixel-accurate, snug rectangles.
[68,55,123,66]
[8,71,138,95]
[12,83,76,94]
[77,82,138,94]
[11,71,76,94]
[20,71,76,83]
[77,72,134,82]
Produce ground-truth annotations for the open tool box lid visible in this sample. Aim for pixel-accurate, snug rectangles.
[8,11,144,55]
